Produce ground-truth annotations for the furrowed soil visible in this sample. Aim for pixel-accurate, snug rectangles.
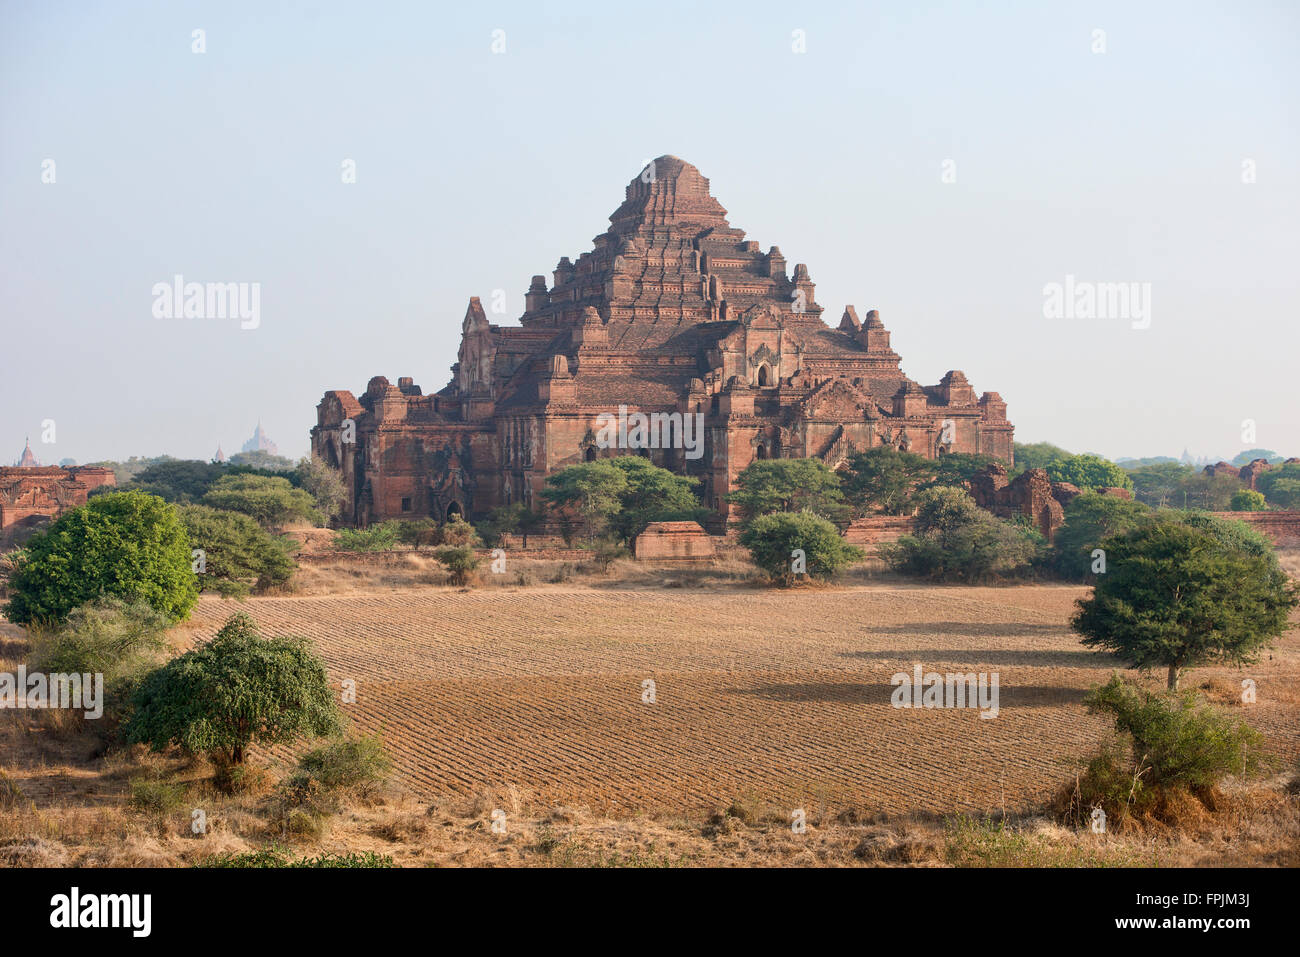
[178,583,1300,819]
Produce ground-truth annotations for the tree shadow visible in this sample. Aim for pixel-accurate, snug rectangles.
[733,681,1089,708]
[861,621,1068,638]
[839,648,1114,667]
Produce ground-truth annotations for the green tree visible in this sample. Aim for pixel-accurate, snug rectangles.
[1258,463,1300,508]
[1230,449,1281,467]
[541,460,628,540]
[842,447,935,515]
[1125,462,1193,508]
[1045,453,1133,491]
[1014,442,1072,472]
[131,460,227,503]
[124,612,342,765]
[227,450,296,471]
[395,518,440,550]
[296,457,348,523]
[1181,471,1242,510]
[5,491,198,625]
[477,503,544,548]
[928,452,1001,489]
[1071,518,1299,689]
[879,487,1044,582]
[202,474,321,529]
[729,458,850,525]
[605,456,705,541]
[1052,493,1151,580]
[541,457,703,543]
[178,504,296,597]
[1229,489,1267,512]
[739,511,863,585]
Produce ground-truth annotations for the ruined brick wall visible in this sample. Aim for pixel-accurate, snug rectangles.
[1207,511,1300,547]
[633,521,715,562]
[845,515,916,552]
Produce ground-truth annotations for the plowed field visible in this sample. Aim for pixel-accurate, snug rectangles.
[190,585,1300,817]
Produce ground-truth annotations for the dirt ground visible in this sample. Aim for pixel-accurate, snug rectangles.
[3,564,1298,867]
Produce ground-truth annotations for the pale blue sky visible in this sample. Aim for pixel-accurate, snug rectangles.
[2,0,1297,465]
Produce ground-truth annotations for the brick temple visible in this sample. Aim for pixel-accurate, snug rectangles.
[0,439,116,543]
[312,156,1014,529]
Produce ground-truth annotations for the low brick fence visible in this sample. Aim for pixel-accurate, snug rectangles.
[1208,511,1300,547]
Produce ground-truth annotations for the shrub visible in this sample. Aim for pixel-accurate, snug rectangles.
[295,735,390,794]
[880,487,1043,582]
[198,846,393,868]
[1072,516,1298,689]
[4,491,198,626]
[26,599,169,722]
[178,504,295,597]
[739,511,863,585]
[1229,489,1267,512]
[585,539,627,574]
[1058,675,1266,828]
[123,612,342,765]
[439,517,480,548]
[128,775,188,814]
[332,522,402,552]
[435,545,480,585]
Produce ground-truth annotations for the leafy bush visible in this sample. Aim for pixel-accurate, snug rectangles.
[439,517,480,548]
[1229,489,1267,512]
[332,521,402,552]
[435,545,480,585]
[880,487,1043,582]
[5,491,198,626]
[739,511,862,585]
[1058,675,1266,828]
[178,504,295,597]
[26,599,169,721]
[295,735,390,794]
[123,612,342,765]
[198,846,393,868]
[128,775,188,814]
[1051,492,1150,580]
[201,474,320,529]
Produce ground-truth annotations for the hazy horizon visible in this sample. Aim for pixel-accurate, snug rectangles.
[3,0,1297,466]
